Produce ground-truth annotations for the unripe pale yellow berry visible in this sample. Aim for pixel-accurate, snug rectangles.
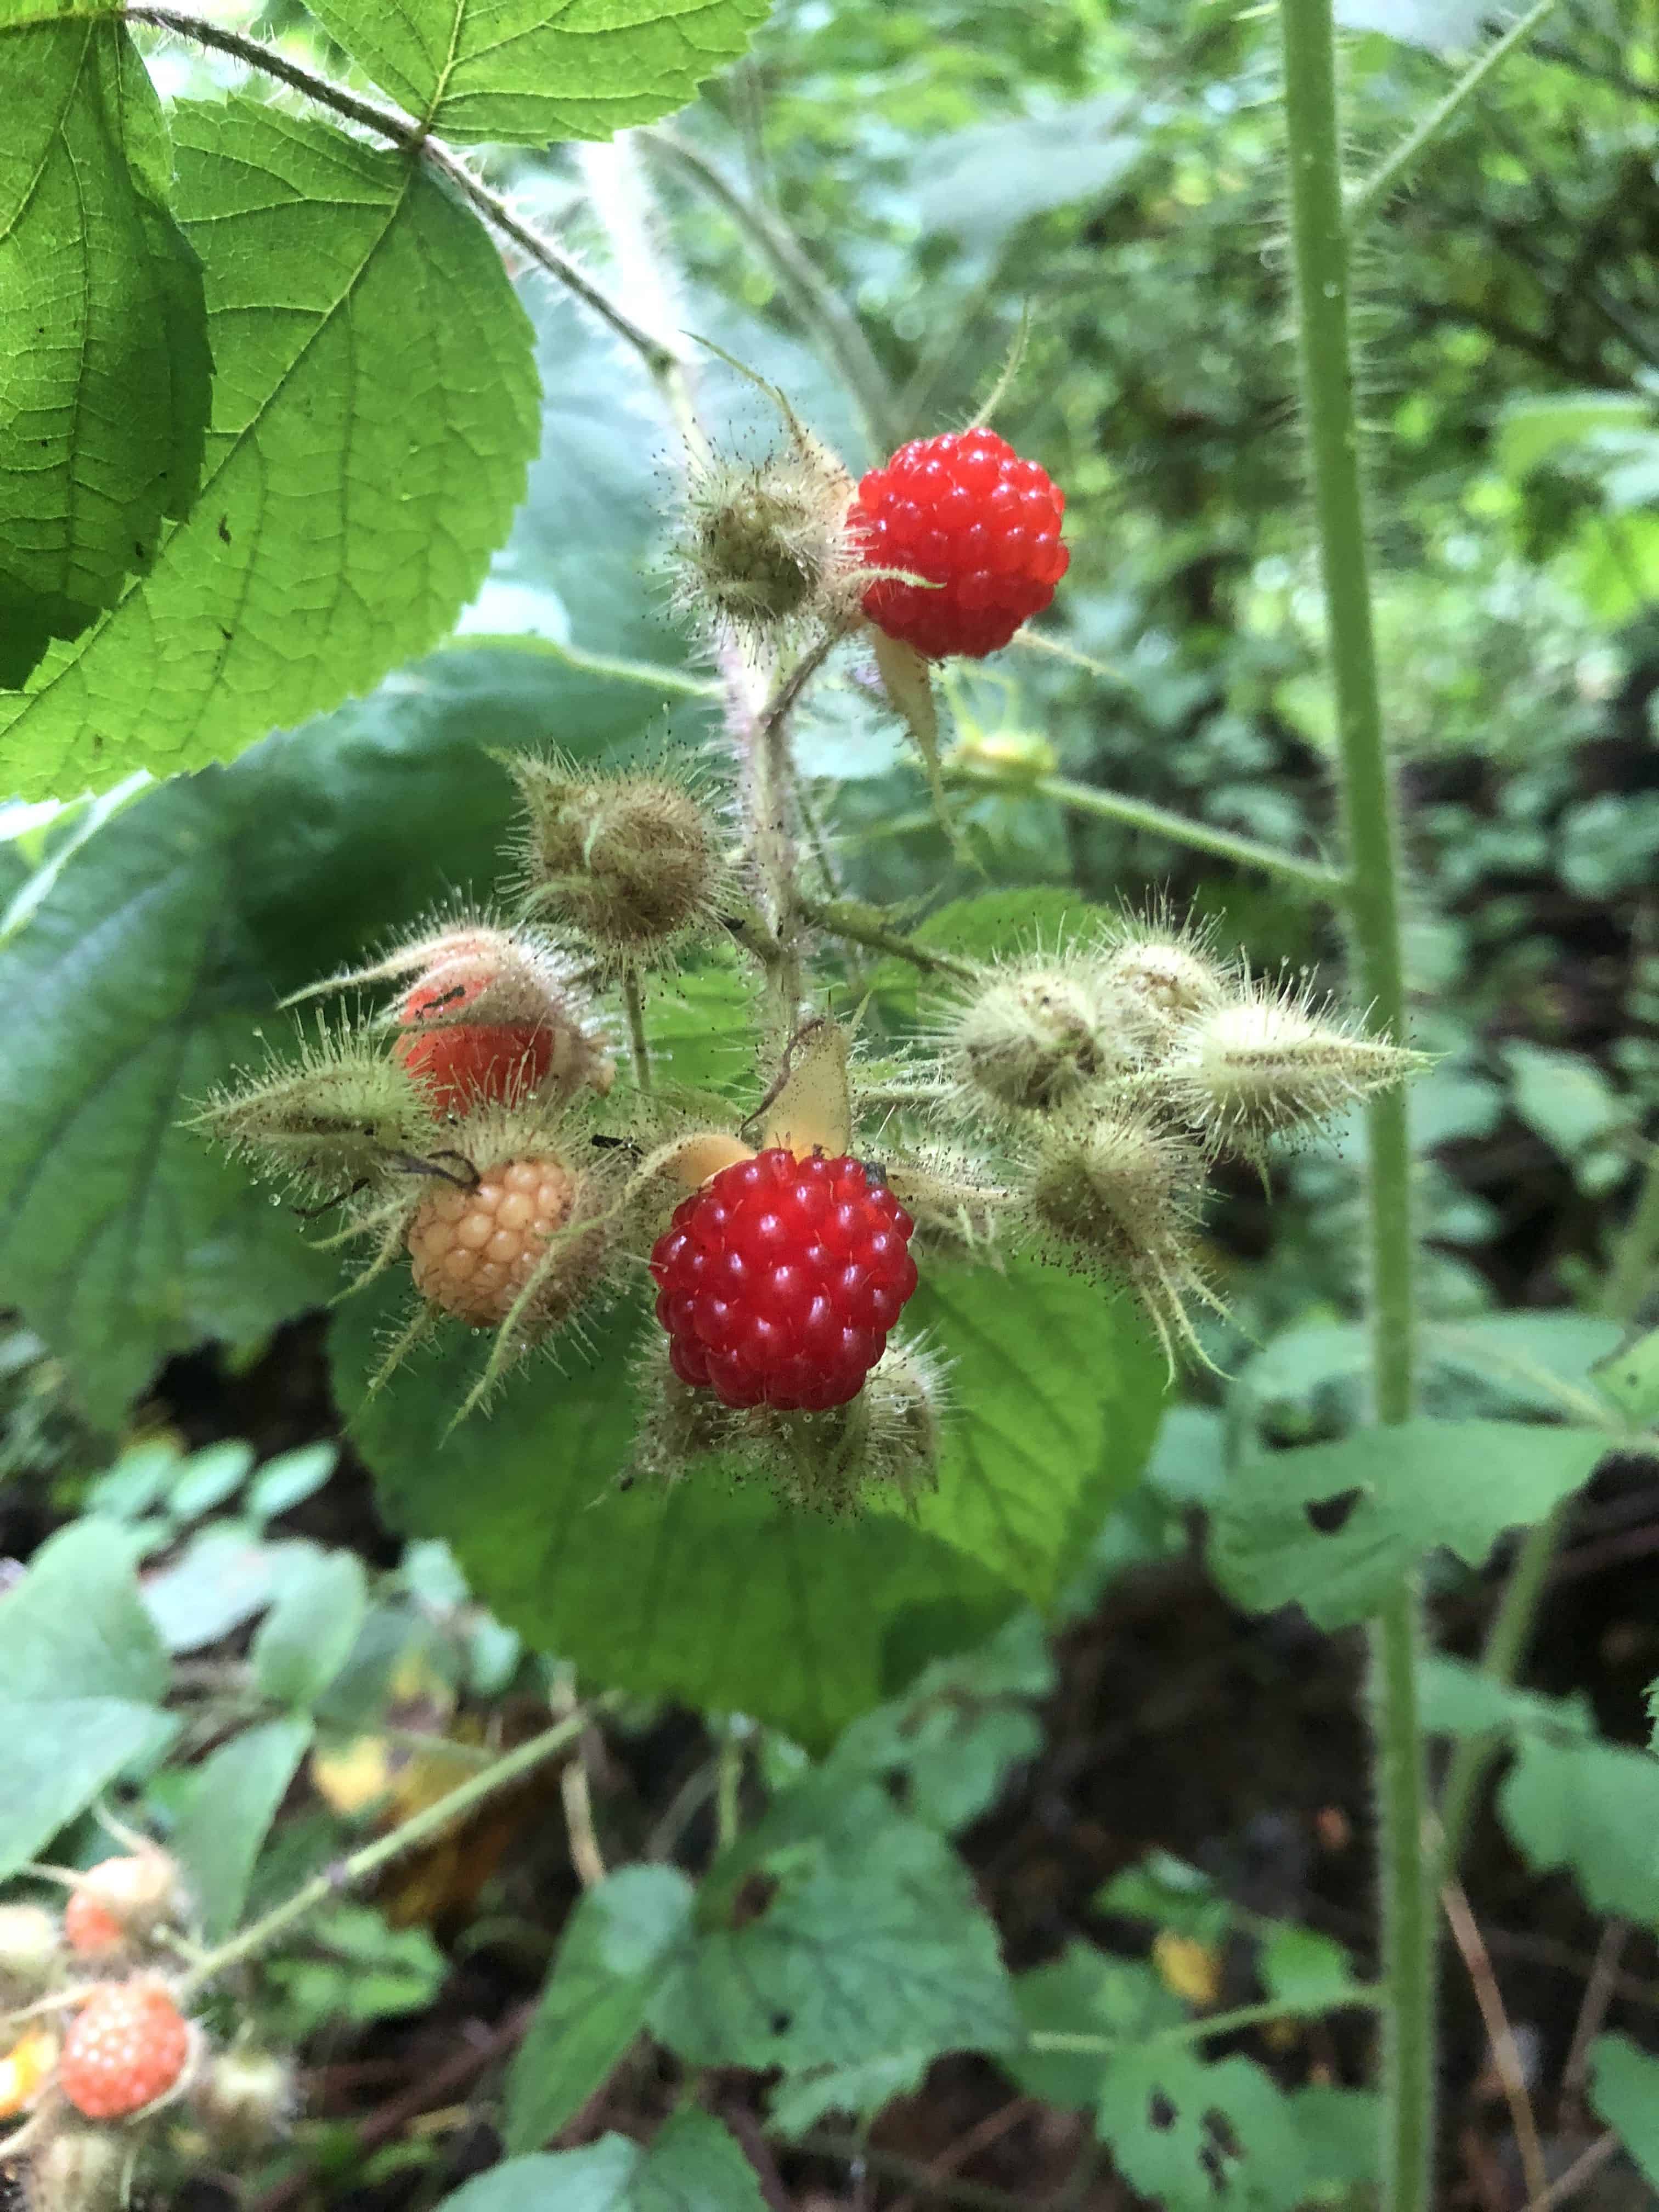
[407,1157,589,1327]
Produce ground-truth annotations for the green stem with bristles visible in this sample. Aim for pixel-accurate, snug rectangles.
[1280,6,1432,2209]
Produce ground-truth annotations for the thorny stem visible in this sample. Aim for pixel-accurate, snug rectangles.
[1280,7,1430,2211]
[1345,0,1561,234]
[125,8,676,377]
[746,629,845,1047]
[175,1705,612,1998]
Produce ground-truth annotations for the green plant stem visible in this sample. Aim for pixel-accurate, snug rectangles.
[436,631,720,698]
[1346,0,1560,234]
[176,1705,607,1997]
[623,968,653,1092]
[950,764,1346,896]
[644,130,905,454]
[796,893,979,981]
[1026,1989,1383,2060]
[1280,6,1430,2209]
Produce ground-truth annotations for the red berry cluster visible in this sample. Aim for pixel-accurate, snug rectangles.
[650,1149,919,1412]
[849,427,1069,660]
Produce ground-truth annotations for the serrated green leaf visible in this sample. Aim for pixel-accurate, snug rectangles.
[0,1698,178,1881]
[252,1551,369,1708]
[1007,1943,1183,2111]
[0,13,210,684]
[1589,2034,1659,2188]
[1096,2046,1306,2212]
[441,2114,769,2212]
[1593,1324,1659,1428]
[505,1865,695,2154]
[172,1716,313,1939]
[0,652,668,1422]
[335,1254,1160,1744]
[1208,1420,1607,1628]
[0,1519,166,1701]
[304,0,772,145]
[648,1771,1018,2074]
[1498,1729,1659,1923]
[0,100,540,800]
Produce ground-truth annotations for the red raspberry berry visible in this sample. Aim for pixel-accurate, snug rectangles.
[63,1892,125,1957]
[393,961,554,1112]
[848,428,1068,659]
[649,1149,919,1413]
[60,1980,191,2121]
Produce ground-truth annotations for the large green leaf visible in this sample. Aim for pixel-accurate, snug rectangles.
[648,1771,1019,2076]
[171,1716,313,1939]
[1499,1729,1659,1924]
[0,100,539,800]
[439,2114,769,2212]
[505,1866,695,2154]
[1096,2046,1307,2212]
[0,1698,177,1881]
[1207,1419,1608,1628]
[303,0,772,145]
[0,10,210,684]
[335,1255,1161,1742]
[1589,2035,1659,2191]
[0,653,672,1423]
[0,1520,167,1701]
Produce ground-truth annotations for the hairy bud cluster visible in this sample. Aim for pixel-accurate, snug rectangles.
[507,757,724,966]
[190,1028,436,1205]
[922,915,1424,1370]
[630,1334,947,1515]
[679,443,861,645]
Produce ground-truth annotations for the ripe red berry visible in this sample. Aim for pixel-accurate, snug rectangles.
[60,1980,191,2121]
[848,427,1068,659]
[649,1149,920,1413]
[394,961,554,1112]
[63,1892,125,1957]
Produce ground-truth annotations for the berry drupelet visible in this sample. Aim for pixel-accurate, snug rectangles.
[848,427,1068,659]
[650,1149,920,1412]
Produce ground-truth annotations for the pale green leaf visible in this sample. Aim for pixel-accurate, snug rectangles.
[0,13,210,683]
[1208,1420,1607,1628]
[0,1698,178,1881]
[505,1866,694,2154]
[1258,1925,1359,2007]
[172,1716,313,1939]
[1496,391,1655,482]
[439,2114,768,2212]
[0,100,539,799]
[1096,2047,1306,2212]
[1007,1943,1183,2112]
[1498,1730,1659,1923]
[648,1771,1019,2074]
[1592,1325,1659,1429]
[252,1551,369,1709]
[0,1519,166,1701]
[303,0,773,145]
[1589,2035,1659,2189]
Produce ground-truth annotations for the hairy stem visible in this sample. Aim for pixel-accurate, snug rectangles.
[1280,5,1430,2208]
[645,130,905,454]
[950,763,1347,896]
[176,1705,610,1996]
[623,969,653,1092]
[1346,0,1561,234]
[797,893,979,981]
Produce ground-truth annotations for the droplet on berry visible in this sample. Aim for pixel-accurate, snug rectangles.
[59,1980,194,2122]
[407,1154,606,1331]
[649,1148,919,1411]
[849,428,1068,659]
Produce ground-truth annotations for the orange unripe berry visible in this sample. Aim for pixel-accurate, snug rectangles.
[60,1981,192,2121]
[64,1853,182,1954]
[408,1156,583,1326]
[63,1893,125,1957]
